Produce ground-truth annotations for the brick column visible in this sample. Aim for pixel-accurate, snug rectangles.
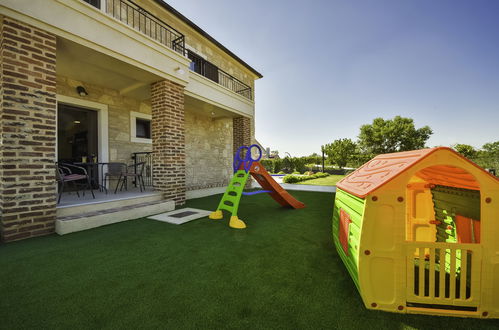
[0,17,57,242]
[151,80,186,205]
[233,116,251,155]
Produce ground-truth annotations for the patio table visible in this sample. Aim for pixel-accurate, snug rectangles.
[74,162,108,192]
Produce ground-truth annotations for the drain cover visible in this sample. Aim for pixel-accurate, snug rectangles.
[169,211,197,218]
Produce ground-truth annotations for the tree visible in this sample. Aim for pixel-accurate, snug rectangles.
[358,116,433,155]
[453,144,477,159]
[476,141,499,170]
[324,138,357,168]
[482,141,499,155]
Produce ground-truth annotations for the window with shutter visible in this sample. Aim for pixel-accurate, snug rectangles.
[339,209,352,255]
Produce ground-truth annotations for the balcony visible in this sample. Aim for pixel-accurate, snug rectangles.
[187,50,252,100]
[83,0,185,55]
[82,0,253,101]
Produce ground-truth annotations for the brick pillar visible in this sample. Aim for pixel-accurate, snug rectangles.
[0,17,57,242]
[151,80,186,205]
[233,116,251,155]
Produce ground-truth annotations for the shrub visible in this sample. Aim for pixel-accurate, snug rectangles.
[260,159,274,173]
[277,171,286,175]
[293,157,307,173]
[283,172,330,183]
[292,171,300,175]
[273,159,283,173]
[283,175,300,183]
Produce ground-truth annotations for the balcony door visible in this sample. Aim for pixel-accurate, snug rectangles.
[187,50,219,83]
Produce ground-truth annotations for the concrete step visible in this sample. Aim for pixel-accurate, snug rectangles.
[56,192,164,217]
[56,199,175,235]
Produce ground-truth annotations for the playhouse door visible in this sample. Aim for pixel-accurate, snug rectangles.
[405,242,482,311]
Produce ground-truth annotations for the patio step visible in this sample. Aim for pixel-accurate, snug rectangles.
[55,199,175,235]
[56,192,164,217]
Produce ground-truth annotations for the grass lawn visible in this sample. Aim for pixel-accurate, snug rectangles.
[1,191,496,329]
[297,174,345,186]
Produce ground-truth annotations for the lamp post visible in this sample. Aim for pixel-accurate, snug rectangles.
[321,145,325,172]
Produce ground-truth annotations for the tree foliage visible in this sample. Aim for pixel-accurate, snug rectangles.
[324,138,357,168]
[358,116,433,155]
[453,144,477,159]
[475,141,499,170]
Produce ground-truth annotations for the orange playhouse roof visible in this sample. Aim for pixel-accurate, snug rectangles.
[336,147,497,198]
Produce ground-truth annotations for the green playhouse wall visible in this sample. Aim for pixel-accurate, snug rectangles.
[332,188,366,291]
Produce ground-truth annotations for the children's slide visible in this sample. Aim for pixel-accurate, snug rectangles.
[248,162,305,209]
[209,144,305,229]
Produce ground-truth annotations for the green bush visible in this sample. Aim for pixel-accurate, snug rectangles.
[283,175,301,183]
[260,159,274,173]
[293,157,307,173]
[283,172,329,183]
[277,171,286,175]
[273,159,283,173]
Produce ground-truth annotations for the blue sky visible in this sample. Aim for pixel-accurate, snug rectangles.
[167,0,499,156]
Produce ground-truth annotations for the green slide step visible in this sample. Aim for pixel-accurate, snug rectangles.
[209,170,250,229]
[217,170,249,215]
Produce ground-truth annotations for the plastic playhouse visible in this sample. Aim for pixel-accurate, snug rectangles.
[332,147,499,318]
[210,144,305,228]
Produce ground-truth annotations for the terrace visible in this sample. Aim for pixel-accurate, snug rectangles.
[0,190,495,328]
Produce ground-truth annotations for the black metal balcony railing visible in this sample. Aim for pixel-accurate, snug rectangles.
[219,70,252,100]
[82,0,252,100]
[83,0,185,55]
[188,51,253,100]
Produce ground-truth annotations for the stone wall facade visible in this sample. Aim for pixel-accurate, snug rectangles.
[185,111,232,190]
[151,80,186,205]
[0,17,57,242]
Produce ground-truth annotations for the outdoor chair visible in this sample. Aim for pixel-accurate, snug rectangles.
[103,162,127,194]
[57,163,95,204]
[115,161,146,193]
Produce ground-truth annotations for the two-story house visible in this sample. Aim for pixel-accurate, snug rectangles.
[0,0,262,242]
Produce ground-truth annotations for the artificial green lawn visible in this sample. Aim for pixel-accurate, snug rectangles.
[297,174,345,186]
[1,191,497,329]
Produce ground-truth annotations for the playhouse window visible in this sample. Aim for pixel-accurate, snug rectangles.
[339,209,352,255]
[406,165,481,244]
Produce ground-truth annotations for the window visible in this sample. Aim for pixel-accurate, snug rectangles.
[339,209,352,255]
[136,119,151,139]
[130,111,152,143]
[82,0,101,9]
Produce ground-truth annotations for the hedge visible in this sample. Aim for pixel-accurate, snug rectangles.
[283,172,329,184]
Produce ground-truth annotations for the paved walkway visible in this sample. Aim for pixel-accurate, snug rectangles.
[280,183,336,193]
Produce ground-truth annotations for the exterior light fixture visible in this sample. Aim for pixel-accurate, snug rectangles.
[175,67,185,75]
[76,86,88,96]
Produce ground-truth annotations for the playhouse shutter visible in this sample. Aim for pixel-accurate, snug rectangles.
[339,209,352,255]
[455,214,480,243]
